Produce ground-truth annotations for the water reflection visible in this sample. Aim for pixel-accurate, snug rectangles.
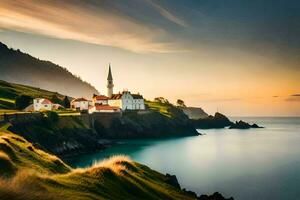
[68,117,300,200]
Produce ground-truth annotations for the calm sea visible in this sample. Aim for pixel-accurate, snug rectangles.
[68,117,300,200]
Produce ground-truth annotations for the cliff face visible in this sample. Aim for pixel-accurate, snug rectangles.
[0,42,98,98]
[7,109,198,156]
[7,114,107,156]
[95,109,198,139]
[181,107,209,119]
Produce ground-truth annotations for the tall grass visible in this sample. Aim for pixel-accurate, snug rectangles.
[73,155,132,176]
[0,170,59,200]
[0,130,195,200]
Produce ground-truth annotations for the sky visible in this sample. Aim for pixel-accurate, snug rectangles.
[0,0,299,116]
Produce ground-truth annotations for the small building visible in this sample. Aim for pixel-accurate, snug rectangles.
[71,98,89,111]
[33,98,53,111]
[108,91,145,110]
[93,95,109,105]
[88,105,121,114]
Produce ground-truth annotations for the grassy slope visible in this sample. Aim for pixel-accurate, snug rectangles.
[145,101,173,117]
[0,124,70,177]
[0,126,195,200]
[144,100,193,126]
[0,80,66,110]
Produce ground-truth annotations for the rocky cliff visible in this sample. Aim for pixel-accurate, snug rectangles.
[7,108,198,156]
[181,107,209,119]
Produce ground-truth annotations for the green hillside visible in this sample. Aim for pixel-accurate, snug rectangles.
[0,80,67,110]
[145,101,174,117]
[0,126,197,200]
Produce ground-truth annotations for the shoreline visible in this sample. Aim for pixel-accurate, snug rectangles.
[60,134,201,162]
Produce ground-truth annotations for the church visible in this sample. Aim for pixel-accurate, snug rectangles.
[94,64,145,111]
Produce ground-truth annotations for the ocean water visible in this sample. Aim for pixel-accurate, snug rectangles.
[68,117,300,200]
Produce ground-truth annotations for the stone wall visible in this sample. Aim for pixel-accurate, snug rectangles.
[75,112,122,129]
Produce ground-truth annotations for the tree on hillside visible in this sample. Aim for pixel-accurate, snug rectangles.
[51,94,63,105]
[176,99,186,107]
[15,95,33,110]
[154,97,170,104]
[63,96,70,108]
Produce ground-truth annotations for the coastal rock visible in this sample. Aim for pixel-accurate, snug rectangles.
[182,188,198,198]
[182,189,234,200]
[191,112,264,130]
[165,173,181,189]
[164,173,234,199]
[229,120,263,129]
[198,192,234,200]
[191,112,233,129]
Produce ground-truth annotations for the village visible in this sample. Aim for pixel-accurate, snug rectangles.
[31,64,145,114]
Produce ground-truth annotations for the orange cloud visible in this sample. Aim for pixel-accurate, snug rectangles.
[0,0,180,53]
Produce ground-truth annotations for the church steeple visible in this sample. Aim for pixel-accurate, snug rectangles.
[107,63,113,81]
[107,63,114,98]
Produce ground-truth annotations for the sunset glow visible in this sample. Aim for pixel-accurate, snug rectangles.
[0,0,299,116]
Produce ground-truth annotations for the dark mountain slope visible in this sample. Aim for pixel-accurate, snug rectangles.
[0,42,98,98]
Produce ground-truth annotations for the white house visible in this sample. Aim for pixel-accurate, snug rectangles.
[88,105,120,114]
[93,95,109,105]
[131,94,145,110]
[71,98,89,111]
[33,98,53,111]
[108,91,145,110]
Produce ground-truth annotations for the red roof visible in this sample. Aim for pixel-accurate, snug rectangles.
[41,99,52,104]
[110,94,122,99]
[93,95,109,100]
[94,105,120,111]
[72,97,88,102]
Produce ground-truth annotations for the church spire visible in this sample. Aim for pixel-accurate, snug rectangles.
[107,63,113,81]
[107,63,114,98]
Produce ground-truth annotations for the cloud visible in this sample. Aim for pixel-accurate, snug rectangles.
[286,94,300,102]
[0,0,180,53]
[146,0,188,27]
